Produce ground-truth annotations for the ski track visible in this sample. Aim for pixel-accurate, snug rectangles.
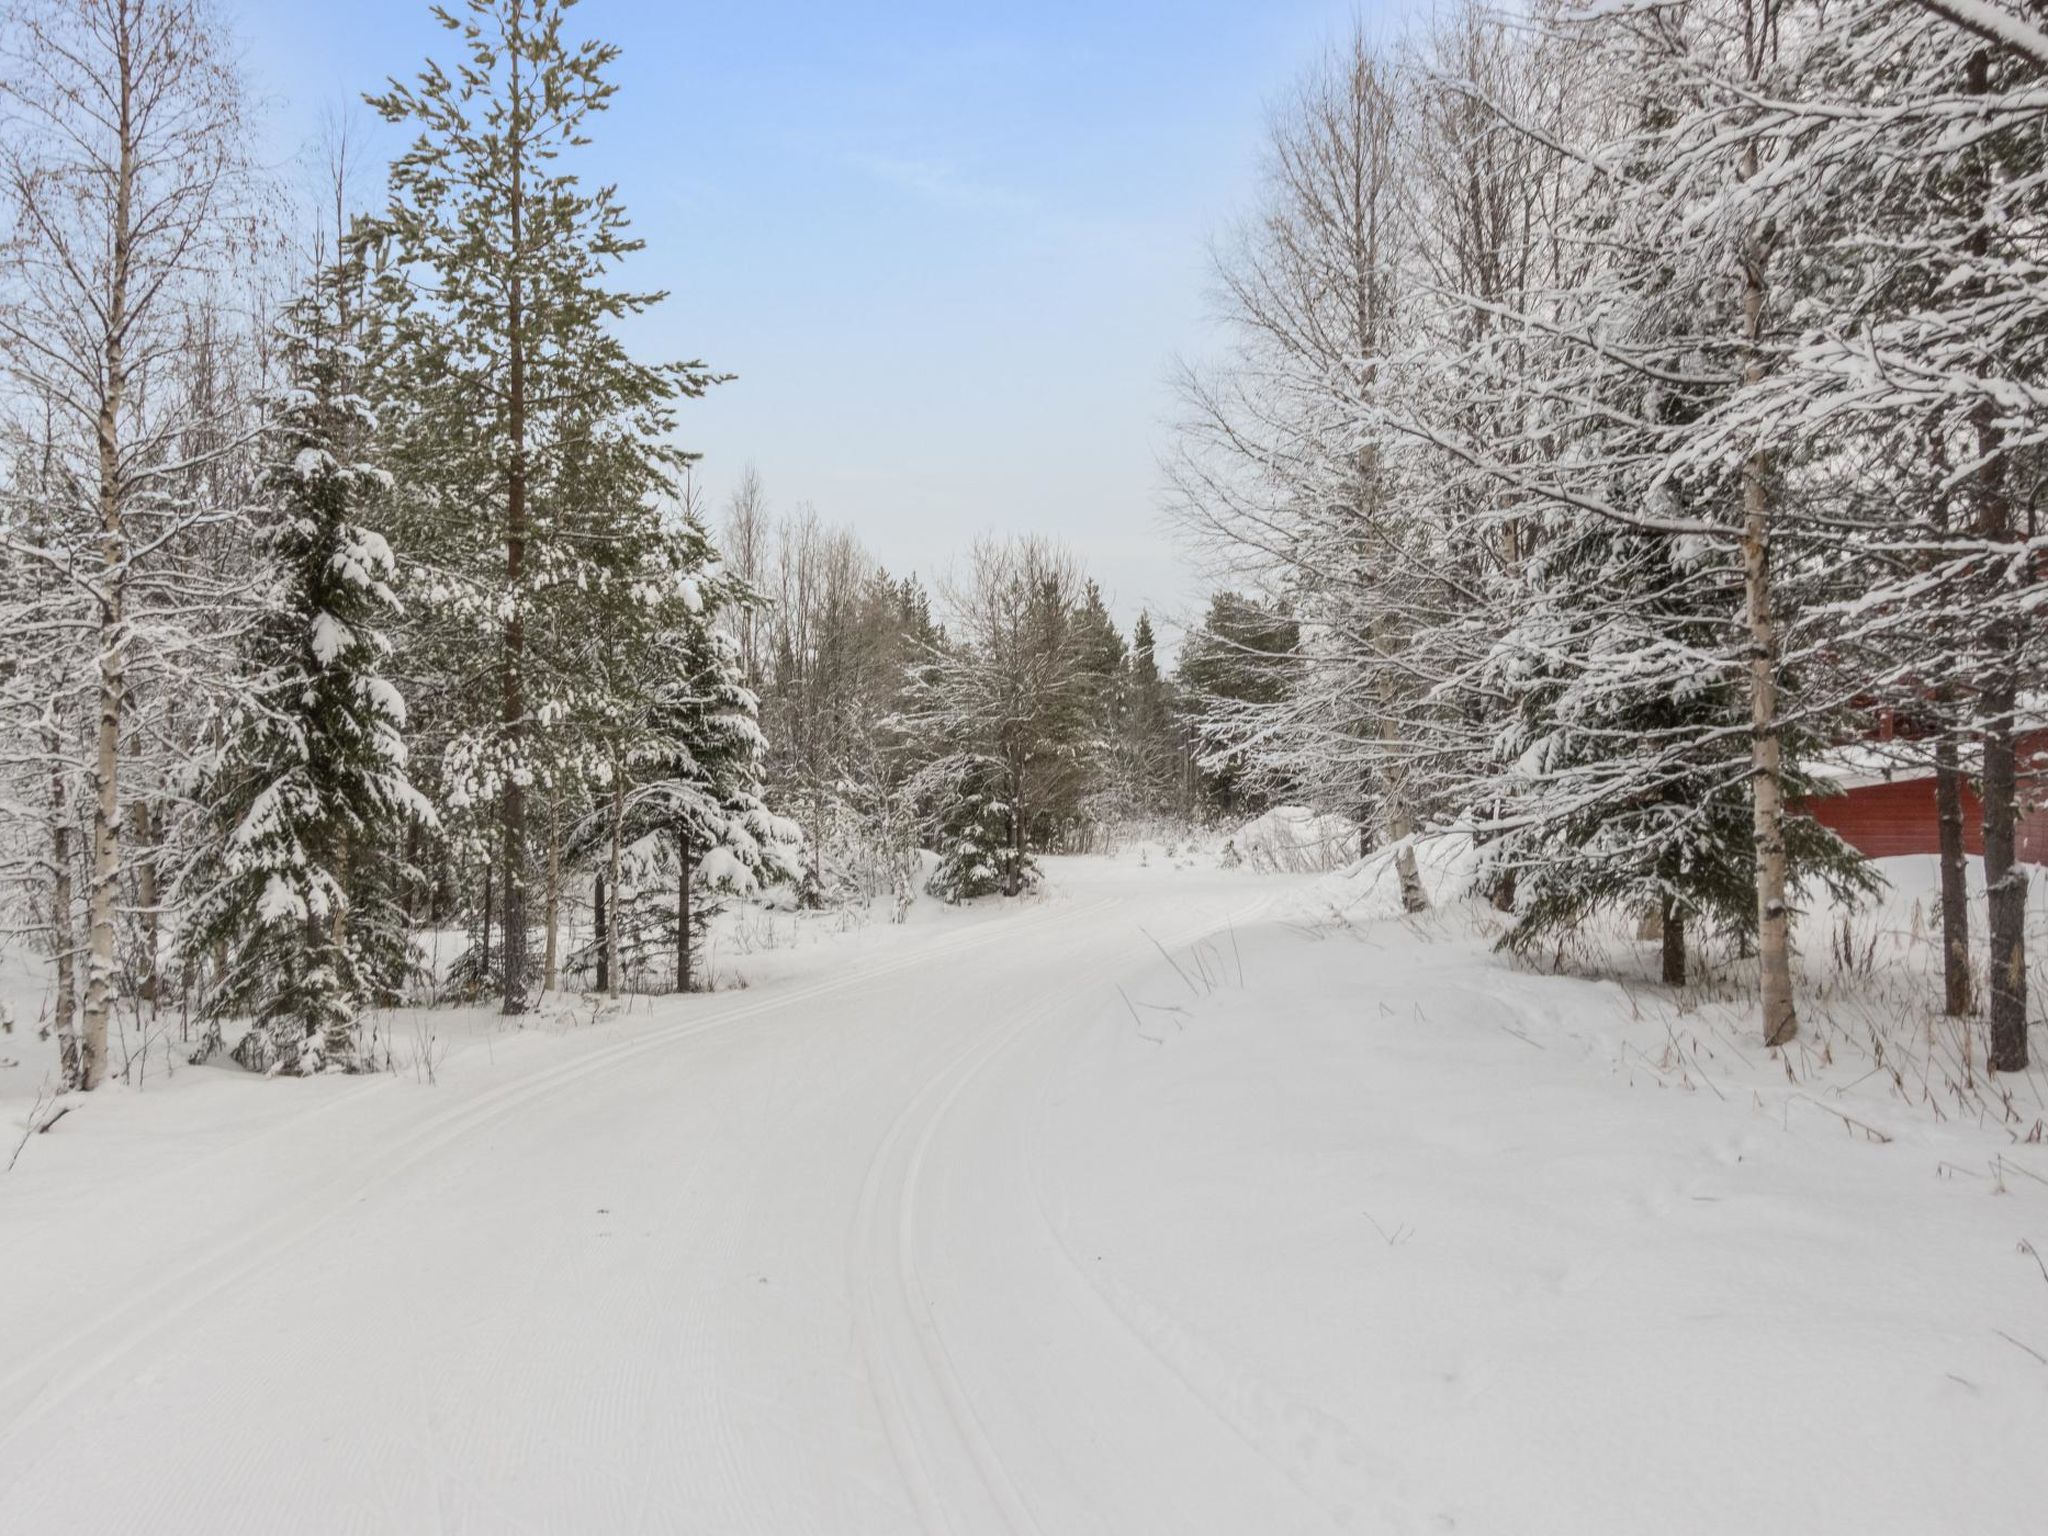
[0,893,1090,1456]
[849,889,1317,1536]
[0,873,1366,1535]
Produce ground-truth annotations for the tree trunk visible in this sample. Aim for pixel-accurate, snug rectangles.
[1925,425,1974,1021]
[479,859,492,994]
[322,828,354,1068]
[809,782,826,904]
[605,776,623,996]
[1739,142,1797,1050]
[1377,674,1427,913]
[80,41,139,1092]
[403,822,422,929]
[45,719,80,1088]
[1962,48,2028,1072]
[676,832,695,994]
[1933,730,1975,1017]
[1982,698,2026,1070]
[130,798,159,1012]
[1382,759,1427,913]
[541,803,560,995]
[1007,779,1026,897]
[498,24,530,1018]
[1660,891,1687,988]
[593,874,609,994]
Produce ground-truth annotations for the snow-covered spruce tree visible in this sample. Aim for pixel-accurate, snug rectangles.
[1488,510,1871,984]
[368,0,721,1016]
[899,537,1095,898]
[906,752,1015,901]
[615,514,798,993]
[182,258,430,1073]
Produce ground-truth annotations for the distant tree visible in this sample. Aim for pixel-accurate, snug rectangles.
[903,537,1094,895]
[1177,593,1300,818]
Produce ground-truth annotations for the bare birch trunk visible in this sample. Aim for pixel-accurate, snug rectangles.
[1378,697,1427,912]
[79,31,140,1091]
[1933,732,1975,1017]
[1739,141,1797,1050]
[45,718,81,1087]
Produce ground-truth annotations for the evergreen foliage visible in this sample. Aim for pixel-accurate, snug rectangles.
[181,259,430,1072]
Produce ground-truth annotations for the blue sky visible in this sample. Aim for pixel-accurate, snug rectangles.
[229,0,1413,637]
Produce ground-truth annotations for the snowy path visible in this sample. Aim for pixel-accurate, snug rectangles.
[2,855,2044,1534]
[0,864,1324,1534]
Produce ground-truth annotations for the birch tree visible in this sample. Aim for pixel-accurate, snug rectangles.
[0,0,255,1087]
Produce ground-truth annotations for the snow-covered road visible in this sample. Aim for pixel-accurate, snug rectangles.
[2,853,2044,1534]
[0,861,1319,1534]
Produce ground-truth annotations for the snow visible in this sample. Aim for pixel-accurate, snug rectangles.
[308,610,353,665]
[1,851,2043,1533]
[1226,804,1359,873]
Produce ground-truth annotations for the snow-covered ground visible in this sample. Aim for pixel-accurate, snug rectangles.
[1,848,2044,1533]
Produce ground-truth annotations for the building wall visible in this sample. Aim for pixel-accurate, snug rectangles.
[1799,730,2048,865]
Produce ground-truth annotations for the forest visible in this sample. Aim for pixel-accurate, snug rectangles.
[2,2,2045,1532]
[0,0,2041,1081]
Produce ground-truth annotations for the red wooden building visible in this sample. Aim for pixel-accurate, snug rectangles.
[1800,728,2048,865]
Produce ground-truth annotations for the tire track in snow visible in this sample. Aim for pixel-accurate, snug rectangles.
[0,895,1094,1460]
[847,896,1265,1536]
[1015,896,1419,1533]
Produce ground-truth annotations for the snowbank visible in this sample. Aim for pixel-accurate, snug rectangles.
[1224,805,1359,873]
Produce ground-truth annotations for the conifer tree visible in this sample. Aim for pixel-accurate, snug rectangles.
[368,0,719,1015]
[182,258,429,1073]
[901,538,1094,894]
[600,512,797,991]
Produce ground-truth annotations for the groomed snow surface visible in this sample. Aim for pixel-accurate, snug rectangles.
[1,845,2044,1534]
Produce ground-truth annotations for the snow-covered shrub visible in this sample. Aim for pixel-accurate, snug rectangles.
[909,753,1034,901]
[1229,806,1357,874]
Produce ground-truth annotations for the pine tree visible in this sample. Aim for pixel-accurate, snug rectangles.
[368,0,719,1015]
[181,257,429,1073]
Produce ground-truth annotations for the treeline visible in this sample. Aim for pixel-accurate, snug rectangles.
[714,478,1217,905]
[0,0,1222,1093]
[1168,0,2045,1066]
[0,0,797,1087]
